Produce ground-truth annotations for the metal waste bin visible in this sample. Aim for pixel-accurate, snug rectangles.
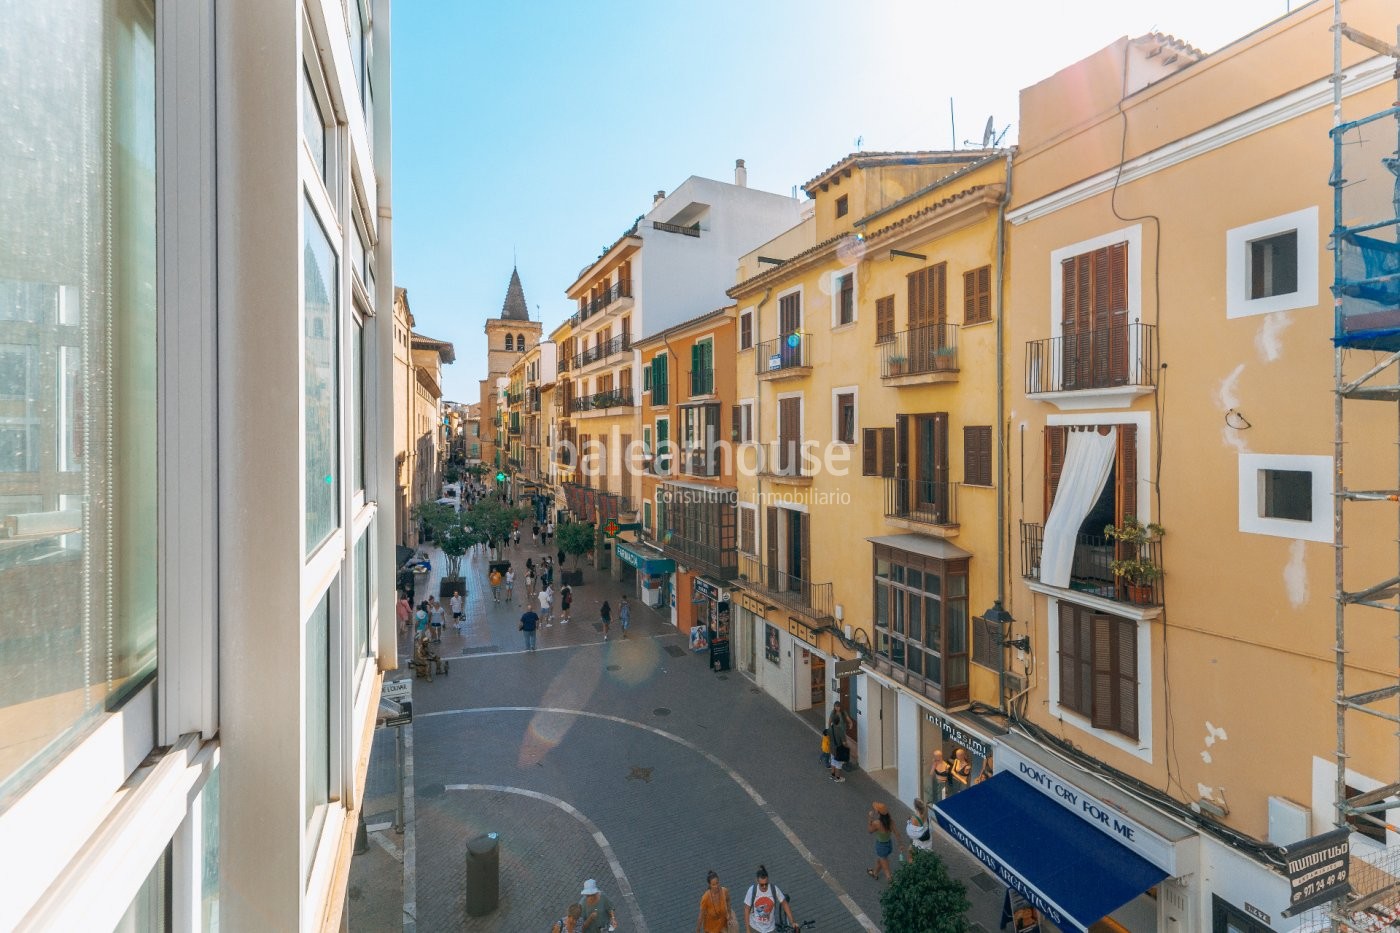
[464,832,500,916]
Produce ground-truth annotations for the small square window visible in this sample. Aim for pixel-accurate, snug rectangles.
[1260,469,1312,521]
[1249,231,1298,299]
[835,195,848,218]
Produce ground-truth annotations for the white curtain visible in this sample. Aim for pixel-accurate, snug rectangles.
[1040,427,1117,588]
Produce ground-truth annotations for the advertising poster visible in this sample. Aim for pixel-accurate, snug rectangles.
[765,623,781,664]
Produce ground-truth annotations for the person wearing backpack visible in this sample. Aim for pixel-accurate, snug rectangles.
[744,865,797,933]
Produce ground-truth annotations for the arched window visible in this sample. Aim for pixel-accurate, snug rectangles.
[514,333,524,351]
[504,334,514,351]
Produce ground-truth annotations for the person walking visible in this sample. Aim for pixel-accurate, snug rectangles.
[448,591,463,622]
[552,904,584,933]
[618,595,631,638]
[512,527,521,547]
[560,584,573,623]
[743,865,797,933]
[930,748,952,802]
[558,546,566,567]
[526,567,538,598]
[902,798,934,861]
[546,520,555,544]
[532,522,540,545]
[428,596,446,643]
[539,584,554,626]
[519,606,539,653]
[578,879,616,932]
[396,594,412,634]
[600,600,612,641]
[827,701,852,782]
[414,601,430,638]
[866,801,895,882]
[489,569,503,603]
[504,568,515,602]
[695,870,733,933]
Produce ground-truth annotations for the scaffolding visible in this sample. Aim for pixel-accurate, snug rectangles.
[1329,2,1400,928]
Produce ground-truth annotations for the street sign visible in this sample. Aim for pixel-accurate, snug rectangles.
[382,679,412,702]
[380,678,413,727]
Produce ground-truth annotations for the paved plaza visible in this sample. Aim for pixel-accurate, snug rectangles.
[348,536,1008,931]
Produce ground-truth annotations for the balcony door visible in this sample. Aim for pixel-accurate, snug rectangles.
[907,263,947,372]
[914,413,948,520]
[1061,242,1128,390]
[777,397,801,474]
[779,292,802,367]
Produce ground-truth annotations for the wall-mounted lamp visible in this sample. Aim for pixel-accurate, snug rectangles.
[757,256,785,266]
[889,249,928,262]
[1005,635,1031,652]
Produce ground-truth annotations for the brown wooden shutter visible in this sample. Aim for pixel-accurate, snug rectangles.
[732,405,742,443]
[741,506,754,554]
[962,265,992,324]
[876,296,894,342]
[765,507,779,589]
[964,426,992,487]
[1108,242,1129,385]
[933,262,947,325]
[799,510,811,585]
[1091,613,1115,731]
[908,270,925,328]
[1045,426,1068,520]
[1116,618,1138,739]
[973,616,989,668]
[880,427,895,478]
[1115,424,1138,525]
[862,428,879,476]
[1058,602,1078,714]
[932,413,949,520]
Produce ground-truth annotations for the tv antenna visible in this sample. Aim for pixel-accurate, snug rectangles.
[967,116,1012,149]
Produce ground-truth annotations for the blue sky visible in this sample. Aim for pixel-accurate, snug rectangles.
[393,0,1300,402]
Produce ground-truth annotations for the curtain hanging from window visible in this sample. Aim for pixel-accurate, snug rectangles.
[1040,427,1117,588]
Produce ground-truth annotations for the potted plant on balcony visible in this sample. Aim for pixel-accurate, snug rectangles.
[1104,516,1164,604]
[887,354,907,376]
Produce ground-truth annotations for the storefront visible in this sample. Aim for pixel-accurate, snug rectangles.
[934,731,1199,933]
[688,577,732,671]
[614,542,675,619]
[919,706,996,803]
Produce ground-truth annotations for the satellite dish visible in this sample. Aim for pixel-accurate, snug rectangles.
[981,116,996,149]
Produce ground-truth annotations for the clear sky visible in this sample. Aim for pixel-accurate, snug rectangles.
[392,0,1301,403]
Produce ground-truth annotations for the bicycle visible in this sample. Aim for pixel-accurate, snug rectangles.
[774,918,816,931]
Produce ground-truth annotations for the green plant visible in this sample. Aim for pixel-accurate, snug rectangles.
[412,502,482,579]
[879,849,970,933]
[466,497,529,551]
[555,521,595,567]
[1104,516,1165,584]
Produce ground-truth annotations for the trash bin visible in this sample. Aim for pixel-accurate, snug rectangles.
[464,832,500,916]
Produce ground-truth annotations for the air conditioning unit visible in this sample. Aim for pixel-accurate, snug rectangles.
[1268,796,1310,845]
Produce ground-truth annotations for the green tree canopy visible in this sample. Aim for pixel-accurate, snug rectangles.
[412,502,482,579]
[879,849,971,933]
[554,521,594,566]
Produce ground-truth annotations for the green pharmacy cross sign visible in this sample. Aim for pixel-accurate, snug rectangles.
[604,521,640,538]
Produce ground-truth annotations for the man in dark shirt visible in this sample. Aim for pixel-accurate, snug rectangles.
[519,608,539,652]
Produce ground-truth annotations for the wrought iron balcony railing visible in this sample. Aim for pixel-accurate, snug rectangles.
[880,324,959,379]
[755,333,810,375]
[572,332,632,370]
[883,478,958,527]
[652,220,700,237]
[738,554,834,620]
[1019,521,1162,607]
[1024,322,1156,395]
[573,389,635,412]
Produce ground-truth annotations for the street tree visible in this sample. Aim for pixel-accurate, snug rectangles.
[555,521,594,567]
[412,502,481,582]
[465,496,528,552]
[879,849,971,933]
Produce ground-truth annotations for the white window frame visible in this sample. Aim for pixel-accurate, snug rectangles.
[775,284,803,339]
[1237,453,1333,542]
[737,399,755,444]
[831,385,858,447]
[739,308,755,350]
[1310,757,1399,853]
[1049,224,1142,341]
[1047,596,1154,763]
[1225,207,1319,319]
[831,266,858,328]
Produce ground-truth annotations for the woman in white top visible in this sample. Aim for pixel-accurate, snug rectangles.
[538,585,554,624]
[903,797,934,858]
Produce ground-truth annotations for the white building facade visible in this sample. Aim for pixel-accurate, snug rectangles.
[0,0,397,929]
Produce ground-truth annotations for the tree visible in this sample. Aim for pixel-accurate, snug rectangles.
[554,521,594,567]
[879,849,971,933]
[465,496,528,552]
[412,502,481,580]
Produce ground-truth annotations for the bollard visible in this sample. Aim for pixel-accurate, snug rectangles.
[464,832,500,916]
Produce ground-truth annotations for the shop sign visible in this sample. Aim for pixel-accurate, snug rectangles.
[935,814,1066,929]
[709,599,732,672]
[1279,828,1351,918]
[922,712,993,759]
[834,658,862,678]
[692,578,720,601]
[739,594,767,615]
[617,545,642,570]
[998,745,1179,874]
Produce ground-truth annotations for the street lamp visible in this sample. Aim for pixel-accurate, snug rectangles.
[977,599,1015,712]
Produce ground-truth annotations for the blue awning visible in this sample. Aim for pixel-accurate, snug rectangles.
[615,542,675,576]
[934,771,1167,932]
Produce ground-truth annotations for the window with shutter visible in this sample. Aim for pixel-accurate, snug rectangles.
[740,311,753,350]
[963,425,992,487]
[880,427,895,479]
[875,295,895,343]
[963,265,992,324]
[740,505,756,555]
[1059,603,1137,739]
[1044,426,1068,519]
[862,428,879,475]
[838,274,854,325]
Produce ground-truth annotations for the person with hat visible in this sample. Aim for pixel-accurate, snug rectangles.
[866,801,895,881]
[579,879,616,931]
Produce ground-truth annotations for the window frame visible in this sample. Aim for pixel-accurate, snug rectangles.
[1225,207,1319,319]
[832,386,857,447]
[962,264,992,325]
[831,267,857,328]
[1048,596,1152,761]
[1237,453,1332,542]
[739,309,754,350]
[835,194,849,218]
[871,544,970,704]
[962,425,992,487]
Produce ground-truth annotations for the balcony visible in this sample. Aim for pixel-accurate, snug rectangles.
[688,368,715,398]
[880,324,958,385]
[755,333,811,380]
[1024,322,1157,410]
[572,333,632,370]
[580,280,633,322]
[883,478,959,533]
[1020,521,1162,608]
[572,389,635,415]
[680,447,720,478]
[652,219,700,237]
[757,440,814,485]
[738,554,834,622]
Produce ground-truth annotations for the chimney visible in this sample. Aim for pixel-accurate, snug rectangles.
[654,190,666,205]
[735,159,747,187]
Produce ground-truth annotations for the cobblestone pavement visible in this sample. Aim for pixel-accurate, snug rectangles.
[352,536,1007,931]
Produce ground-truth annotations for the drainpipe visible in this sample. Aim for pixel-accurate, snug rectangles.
[993,150,1015,713]
[752,288,773,590]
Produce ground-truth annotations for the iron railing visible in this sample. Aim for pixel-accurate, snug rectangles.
[689,368,715,397]
[572,333,632,370]
[584,280,632,318]
[755,333,810,375]
[573,389,635,412]
[880,324,959,379]
[1024,322,1157,395]
[660,533,738,581]
[652,220,700,237]
[1019,521,1162,607]
[883,478,959,526]
[680,447,721,477]
[738,554,834,620]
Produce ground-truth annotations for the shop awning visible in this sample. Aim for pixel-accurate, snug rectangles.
[615,542,675,575]
[933,772,1166,933]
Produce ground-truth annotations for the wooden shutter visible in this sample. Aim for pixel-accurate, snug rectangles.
[933,263,947,325]
[964,426,992,487]
[779,397,800,473]
[1114,424,1138,525]
[1058,602,1079,715]
[1116,617,1138,739]
[862,428,879,476]
[1044,426,1068,520]
[876,295,894,342]
[741,506,755,554]
[765,507,779,589]
[908,269,927,328]
[1107,242,1129,386]
[1091,613,1115,731]
[741,312,752,349]
[963,265,991,324]
[799,510,811,585]
[880,427,896,479]
[732,405,742,443]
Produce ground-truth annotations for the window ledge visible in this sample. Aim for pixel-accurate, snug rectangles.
[832,321,857,333]
[961,319,994,329]
[1026,579,1162,622]
[1026,385,1154,411]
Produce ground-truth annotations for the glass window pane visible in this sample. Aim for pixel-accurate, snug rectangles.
[0,0,157,803]
[113,847,168,933]
[875,556,890,580]
[892,637,906,666]
[908,595,922,644]
[926,651,942,685]
[926,569,941,596]
[305,590,331,834]
[948,601,968,652]
[355,532,370,669]
[201,769,221,929]
[877,630,890,659]
[892,589,905,635]
[302,65,326,181]
[304,199,339,554]
[949,573,967,597]
[947,655,969,689]
[926,596,941,650]
[348,0,364,103]
[907,646,923,677]
[891,564,904,584]
[352,317,364,492]
[875,584,888,629]
[906,568,923,591]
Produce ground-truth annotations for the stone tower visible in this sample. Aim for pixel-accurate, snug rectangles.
[479,267,542,468]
